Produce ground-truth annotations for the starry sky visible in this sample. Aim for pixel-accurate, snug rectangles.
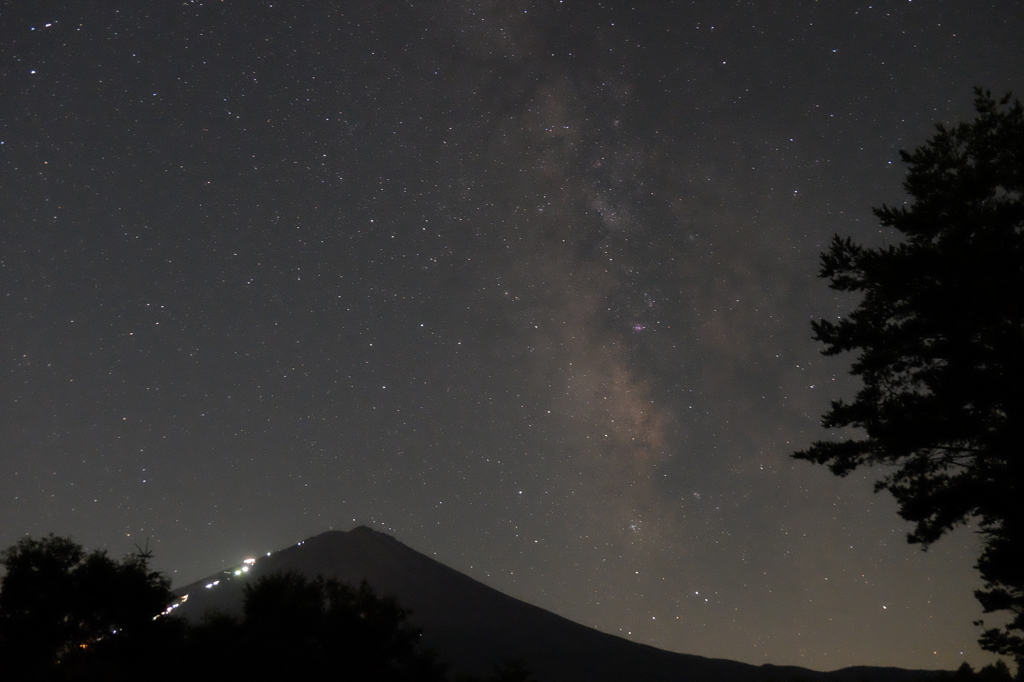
[2,0,1022,672]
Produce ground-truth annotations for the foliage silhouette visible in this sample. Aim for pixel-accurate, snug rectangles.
[210,570,448,681]
[452,657,538,682]
[0,534,179,681]
[974,660,1015,682]
[795,89,1024,662]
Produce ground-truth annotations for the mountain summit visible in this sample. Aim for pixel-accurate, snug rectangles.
[174,527,944,682]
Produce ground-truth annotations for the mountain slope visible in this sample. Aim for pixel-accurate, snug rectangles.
[173,527,945,682]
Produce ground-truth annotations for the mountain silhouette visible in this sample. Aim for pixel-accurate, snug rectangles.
[173,526,946,682]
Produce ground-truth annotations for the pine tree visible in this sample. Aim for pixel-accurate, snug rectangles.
[795,89,1024,662]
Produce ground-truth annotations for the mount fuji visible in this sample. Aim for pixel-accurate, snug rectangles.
[172,526,946,682]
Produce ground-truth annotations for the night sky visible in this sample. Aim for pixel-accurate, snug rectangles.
[3,0,1022,672]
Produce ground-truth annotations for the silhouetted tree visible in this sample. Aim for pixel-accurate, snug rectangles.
[954,662,977,681]
[976,660,1015,682]
[0,534,177,681]
[795,89,1024,662]
[948,660,1018,682]
[452,658,538,682]
[486,658,537,682]
[237,571,447,681]
[179,611,246,680]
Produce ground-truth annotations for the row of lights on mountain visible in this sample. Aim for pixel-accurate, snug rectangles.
[158,553,269,620]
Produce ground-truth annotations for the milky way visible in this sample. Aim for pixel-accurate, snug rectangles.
[2,0,1022,671]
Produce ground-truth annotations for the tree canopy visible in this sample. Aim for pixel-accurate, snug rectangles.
[232,571,447,680]
[0,534,177,680]
[795,89,1024,661]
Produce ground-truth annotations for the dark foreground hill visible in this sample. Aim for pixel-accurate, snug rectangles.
[173,526,946,682]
